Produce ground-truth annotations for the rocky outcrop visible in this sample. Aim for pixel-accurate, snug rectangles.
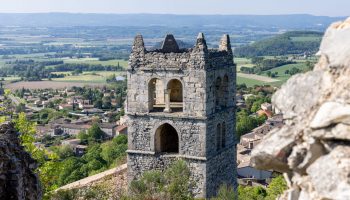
[251,17,350,200]
[0,122,41,200]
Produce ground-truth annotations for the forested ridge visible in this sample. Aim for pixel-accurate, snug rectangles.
[235,31,323,57]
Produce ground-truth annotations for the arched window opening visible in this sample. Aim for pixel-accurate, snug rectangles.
[216,123,221,151]
[222,75,229,108]
[222,122,226,148]
[155,123,179,153]
[148,78,164,112]
[166,79,183,112]
[215,77,222,109]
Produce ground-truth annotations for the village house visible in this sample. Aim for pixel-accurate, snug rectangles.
[58,104,72,110]
[236,94,246,108]
[53,124,91,136]
[74,145,88,156]
[116,124,127,135]
[98,123,117,138]
[260,102,272,111]
[61,139,88,156]
[34,100,43,107]
[61,138,81,146]
[236,114,284,184]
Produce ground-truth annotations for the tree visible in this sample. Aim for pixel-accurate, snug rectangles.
[102,96,112,109]
[164,159,193,200]
[238,185,267,200]
[212,184,236,200]
[14,113,62,196]
[87,123,105,142]
[289,67,302,76]
[58,157,85,186]
[284,69,289,74]
[78,131,89,144]
[57,145,74,159]
[306,61,314,71]
[265,175,287,200]
[266,71,272,77]
[94,98,103,109]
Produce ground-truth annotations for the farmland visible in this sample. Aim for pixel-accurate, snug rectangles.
[63,58,128,68]
[5,81,105,90]
[237,76,267,87]
[51,71,125,83]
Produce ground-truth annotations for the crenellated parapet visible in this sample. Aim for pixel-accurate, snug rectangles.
[128,33,234,71]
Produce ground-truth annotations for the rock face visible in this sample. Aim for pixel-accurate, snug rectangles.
[251,17,350,200]
[0,122,41,200]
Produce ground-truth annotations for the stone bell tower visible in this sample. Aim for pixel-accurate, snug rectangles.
[126,33,237,198]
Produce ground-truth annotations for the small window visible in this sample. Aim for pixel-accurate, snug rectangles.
[148,78,164,112]
[216,123,221,151]
[215,77,222,109]
[222,122,226,148]
[167,79,183,112]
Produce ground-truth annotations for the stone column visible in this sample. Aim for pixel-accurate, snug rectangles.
[163,89,172,113]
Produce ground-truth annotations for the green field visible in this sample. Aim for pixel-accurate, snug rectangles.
[63,58,128,68]
[235,57,255,71]
[0,76,21,81]
[290,36,322,42]
[237,76,268,87]
[258,63,308,86]
[51,71,125,84]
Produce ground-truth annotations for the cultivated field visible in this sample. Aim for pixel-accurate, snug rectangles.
[5,81,105,90]
[235,57,255,71]
[262,63,308,83]
[51,71,125,83]
[63,58,128,68]
[237,76,267,87]
[237,73,279,83]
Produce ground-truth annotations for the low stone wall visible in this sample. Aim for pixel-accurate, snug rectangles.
[58,164,127,191]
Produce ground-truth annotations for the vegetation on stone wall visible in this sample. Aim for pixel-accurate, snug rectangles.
[125,159,194,200]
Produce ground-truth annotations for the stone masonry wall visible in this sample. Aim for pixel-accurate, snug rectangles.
[127,33,237,199]
[127,68,208,117]
[127,154,206,197]
[127,115,206,157]
[251,17,350,200]
[206,147,237,197]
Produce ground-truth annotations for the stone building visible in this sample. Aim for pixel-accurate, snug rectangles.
[126,33,237,198]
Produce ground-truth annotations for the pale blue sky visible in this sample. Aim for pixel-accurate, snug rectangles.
[0,0,348,16]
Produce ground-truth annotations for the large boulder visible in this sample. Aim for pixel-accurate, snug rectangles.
[251,17,350,200]
[0,122,41,200]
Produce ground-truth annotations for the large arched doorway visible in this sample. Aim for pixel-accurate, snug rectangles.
[148,78,165,112]
[167,79,183,112]
[155,123,179,153]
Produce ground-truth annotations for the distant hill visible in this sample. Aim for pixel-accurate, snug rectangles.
[0,13,344,30]
[234,31,324,57]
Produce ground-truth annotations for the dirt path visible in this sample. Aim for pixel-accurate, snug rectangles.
[237,73,279,83]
